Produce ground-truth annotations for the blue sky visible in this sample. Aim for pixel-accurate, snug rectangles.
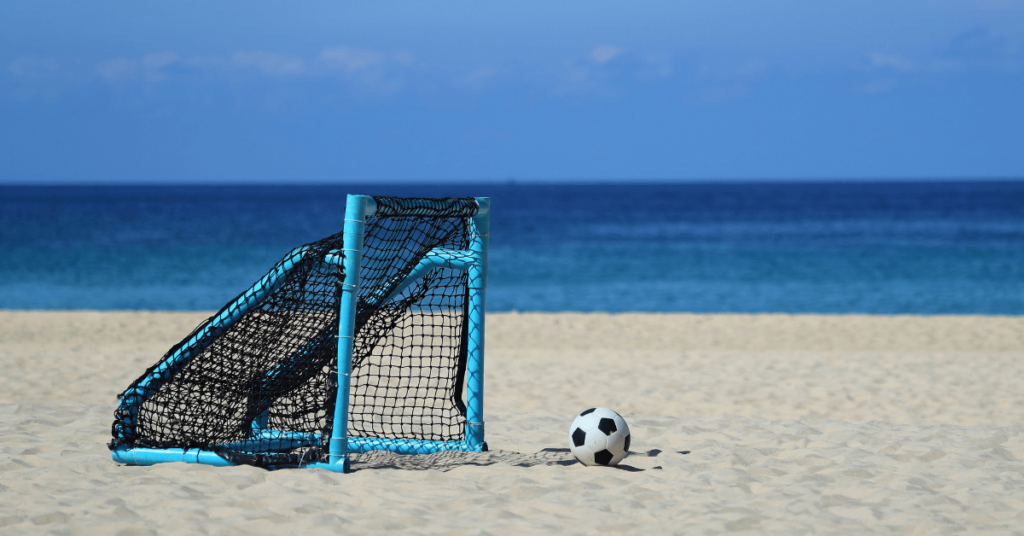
[1,1,1022,183]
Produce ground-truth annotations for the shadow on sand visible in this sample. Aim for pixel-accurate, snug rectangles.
[349,447,659,472]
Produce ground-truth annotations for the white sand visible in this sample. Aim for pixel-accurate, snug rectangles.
[2,311,1024,534]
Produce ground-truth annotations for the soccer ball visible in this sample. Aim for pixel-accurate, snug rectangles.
[568,407,631,466]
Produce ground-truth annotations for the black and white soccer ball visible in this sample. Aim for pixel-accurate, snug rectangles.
[568,407,631,466]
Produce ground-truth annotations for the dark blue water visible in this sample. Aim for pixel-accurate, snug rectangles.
[2,182,1022,313]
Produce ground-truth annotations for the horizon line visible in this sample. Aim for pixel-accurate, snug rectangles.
[2,176,1024,187]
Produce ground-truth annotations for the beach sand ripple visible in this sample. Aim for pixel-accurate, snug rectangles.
[2,311,1023,534]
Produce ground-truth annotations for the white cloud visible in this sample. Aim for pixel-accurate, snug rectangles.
[8,57,61,79]
[591,46,621,64]
[317,46,414,95]
[929,58,964,72]
[455,67,499,89]
[233,51,305,76]
[978,0,1024,9]
[96,57,139,81]
[392,51,415,66]
[871,53,914,71]
[862,79,900,94]
[639,54,673,78]
[320,47,384,72]
[683,84,750,105]
[142,53,179,82]
[933,27,1019,72]
[555,62,593,94]
[95,53,179,83]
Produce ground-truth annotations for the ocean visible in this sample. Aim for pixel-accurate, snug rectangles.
[1,182,1022,314]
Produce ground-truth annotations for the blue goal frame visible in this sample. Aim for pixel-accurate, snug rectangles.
[111,195,490,473]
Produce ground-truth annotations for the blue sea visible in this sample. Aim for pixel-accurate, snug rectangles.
[1,182,1022,314]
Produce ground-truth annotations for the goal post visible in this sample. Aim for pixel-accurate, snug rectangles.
[329,195,490,467]
[109,195,490,473]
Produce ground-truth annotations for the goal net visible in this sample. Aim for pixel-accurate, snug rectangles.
[109,196,487,469]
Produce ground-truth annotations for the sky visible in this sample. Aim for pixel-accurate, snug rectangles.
[1,1,1023,183]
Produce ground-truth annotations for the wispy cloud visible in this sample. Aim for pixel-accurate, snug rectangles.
[232,52,305,77]
[141,53,179,81]
[317,46,416,96]
[862,27,1023,74]
[861,79,900,95]
[977,0,1024,8]
[931,27,1019,72]
[638,54,673,79]
[8,57,61,79]
[871,53,914,71]
[320,47,384,72]
[392,51,415,66]
[683,84,750,105]
[591,46,620,64]
[96,53,179,83]
[455,67,499,89]
[96,58,137,81]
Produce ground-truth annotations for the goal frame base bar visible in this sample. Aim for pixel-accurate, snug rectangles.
[110,195,490,474]
[111,437,489,472]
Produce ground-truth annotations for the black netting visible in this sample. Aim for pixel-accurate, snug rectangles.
[110,196,478,466]
[349,198,473,442]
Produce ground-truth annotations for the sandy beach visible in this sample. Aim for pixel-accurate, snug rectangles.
[2,310,1024,534]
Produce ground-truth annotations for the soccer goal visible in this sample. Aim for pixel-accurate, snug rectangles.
[109,195,490,473]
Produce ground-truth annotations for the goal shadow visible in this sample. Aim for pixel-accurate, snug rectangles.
[349,448,576,472]
[348,447,651,472]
